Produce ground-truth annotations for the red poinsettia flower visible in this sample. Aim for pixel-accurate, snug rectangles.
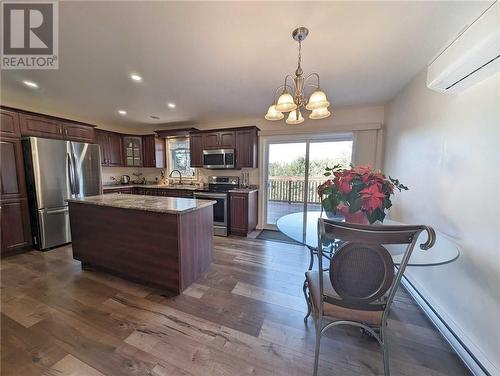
[333,171,353,194]
[359,183,386,213]
[352,165,372,175]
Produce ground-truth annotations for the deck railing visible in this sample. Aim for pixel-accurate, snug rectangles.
[267,176,325,204]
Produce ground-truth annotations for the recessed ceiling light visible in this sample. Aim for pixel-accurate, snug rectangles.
[118,110,127,115]
[23,80,39,89]
[130,74,142,82]
[167,102,176,109]
[150,115,160,120]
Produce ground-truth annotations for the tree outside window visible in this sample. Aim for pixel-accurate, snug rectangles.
[167,137,195,177]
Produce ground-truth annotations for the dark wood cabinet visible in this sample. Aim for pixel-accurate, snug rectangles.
[189,127,258,169]
[142,135,165,168]
[1,198,31,255]
[19,113,63,139]
[0,137,26,200]
[0,109,21,138]
[236,128,258,168]
[202,131,235,149]
[230,190,258,236]
[219,131,235,148]
[142,136,155,167]
[95,129,123,167]
[189,134,203,167]
[61,122,95,143]
[0,108,31,256]
[203,132,220,149]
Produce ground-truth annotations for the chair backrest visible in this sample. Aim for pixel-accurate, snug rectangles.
[317,218,435,319]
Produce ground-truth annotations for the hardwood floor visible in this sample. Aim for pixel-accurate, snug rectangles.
[1,236,469,376]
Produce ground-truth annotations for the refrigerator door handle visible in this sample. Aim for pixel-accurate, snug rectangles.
[67,152,76,195]
[45,207,69,214]
[72,152,80,196]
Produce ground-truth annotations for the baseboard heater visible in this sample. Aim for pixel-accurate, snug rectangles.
[401,276,492,376]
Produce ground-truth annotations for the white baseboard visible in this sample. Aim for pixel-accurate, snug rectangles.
[401,276,491,376]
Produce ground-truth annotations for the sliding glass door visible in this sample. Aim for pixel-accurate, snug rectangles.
[263,135,353,229]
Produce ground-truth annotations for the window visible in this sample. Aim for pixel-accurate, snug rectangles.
[167,137,195,178]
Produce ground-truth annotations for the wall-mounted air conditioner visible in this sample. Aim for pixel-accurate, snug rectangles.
[427,1,500,93]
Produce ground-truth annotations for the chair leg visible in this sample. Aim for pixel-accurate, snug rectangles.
[303,279,311,323]
[381,324,390,376]
[313,325,322,376]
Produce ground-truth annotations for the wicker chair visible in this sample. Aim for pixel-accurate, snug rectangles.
[305,218,435,376]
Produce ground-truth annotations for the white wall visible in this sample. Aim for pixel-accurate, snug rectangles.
[384,70,500,374]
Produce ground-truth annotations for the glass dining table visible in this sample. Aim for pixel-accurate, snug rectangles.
[276,211,460,268]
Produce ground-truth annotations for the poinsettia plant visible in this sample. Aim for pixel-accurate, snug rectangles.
[317,165,408,224]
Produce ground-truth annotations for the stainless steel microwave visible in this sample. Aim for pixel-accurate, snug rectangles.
[202,149,235,169]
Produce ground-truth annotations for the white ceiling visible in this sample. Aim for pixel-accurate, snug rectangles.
[0,1,491,129]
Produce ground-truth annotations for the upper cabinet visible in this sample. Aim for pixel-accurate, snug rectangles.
[235,128,258,168]
[202,131,235,149]
[17,110,95,143]
[0,109,21,138]
[142,135,165,168]
[95,129,123,167]
[189,127,258,169]
[123,136,143,167]
[60,121,95,143]
[189,134,203,167]
[19,113,63,139]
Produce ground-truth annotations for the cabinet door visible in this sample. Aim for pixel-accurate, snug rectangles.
[0,138,26,200]
[236,129,257,168]
[108,133,124,167]
[189,134,203,167]
[0,108,21,138]
[202,133,219,149]
[142,135,156,167]
[94,129,109,166]
[230,193,248,235]
[1,198,31,254]
[62,122,95,143]
[19,113,63,139]
[155,137,165,168]
[123,136,142,167]
[219,131,235,149]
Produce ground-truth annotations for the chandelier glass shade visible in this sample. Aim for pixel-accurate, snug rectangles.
[265,27,332,124]
[264,105,284,121]
[286,109,304,125]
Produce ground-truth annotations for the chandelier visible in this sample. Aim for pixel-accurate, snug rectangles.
[265,27,331,125]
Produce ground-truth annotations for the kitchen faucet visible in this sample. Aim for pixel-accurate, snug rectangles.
[169,170,183,185]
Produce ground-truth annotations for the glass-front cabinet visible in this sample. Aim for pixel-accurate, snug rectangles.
[123,136,142,167]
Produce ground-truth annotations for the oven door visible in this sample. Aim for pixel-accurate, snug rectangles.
[194,192,228,236]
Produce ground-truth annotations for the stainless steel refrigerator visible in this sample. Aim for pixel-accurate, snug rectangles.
[22,137,102,250]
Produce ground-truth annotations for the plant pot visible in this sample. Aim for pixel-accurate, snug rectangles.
[343,211,369,224]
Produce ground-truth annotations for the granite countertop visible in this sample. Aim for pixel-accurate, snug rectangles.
[67,194,215,214]
[102,184,205,191]
[228,188,259,193]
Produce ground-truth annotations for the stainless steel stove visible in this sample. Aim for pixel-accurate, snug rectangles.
[194,176,239,236]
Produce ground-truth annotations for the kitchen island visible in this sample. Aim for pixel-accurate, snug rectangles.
[67,194,215,293]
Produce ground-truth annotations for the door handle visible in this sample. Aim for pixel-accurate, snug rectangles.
[72,153,80,196]
[67,153,76,195]
[46,207,69,215]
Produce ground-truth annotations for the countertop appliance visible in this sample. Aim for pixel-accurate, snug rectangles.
[193,176,239,236]
[121,175,131,184]
[22,137,102,250]
[202,149,235,169]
